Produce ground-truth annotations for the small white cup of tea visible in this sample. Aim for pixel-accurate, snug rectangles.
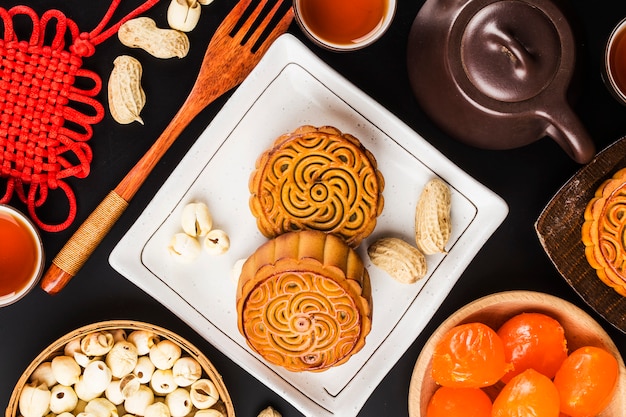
[0,205,44,307]
[293,0,397,51]
[605,17,626,104]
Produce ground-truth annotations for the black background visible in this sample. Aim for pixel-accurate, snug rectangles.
[2,0,626,416]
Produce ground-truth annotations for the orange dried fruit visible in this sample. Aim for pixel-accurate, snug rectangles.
[492,368,560,417]
[497,312,568,383]
[425,386,492,417]
[553,346,619,417]
[431,322,510,388]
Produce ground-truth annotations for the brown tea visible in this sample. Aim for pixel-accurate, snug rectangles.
[0,210,40,299]
[607,20,626,101]
[297,0,388,46]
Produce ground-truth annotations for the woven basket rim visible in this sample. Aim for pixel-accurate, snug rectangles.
[5,320,235,417]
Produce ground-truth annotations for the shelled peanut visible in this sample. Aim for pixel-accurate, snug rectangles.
[368,237,427,284]
[118,17,190,59]
[415,178,451,255]
[108,55,146,125]
[368,178,451,284]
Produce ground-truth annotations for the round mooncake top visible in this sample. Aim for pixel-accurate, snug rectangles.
[582,167,626,297]
[249,125,384,247]
[236,230,372,372]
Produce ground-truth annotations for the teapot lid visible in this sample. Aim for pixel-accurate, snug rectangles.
[460,1,561,102]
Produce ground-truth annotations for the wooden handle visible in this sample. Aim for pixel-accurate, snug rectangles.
[40,191,129,294]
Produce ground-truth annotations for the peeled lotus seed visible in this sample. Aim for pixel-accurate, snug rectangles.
[124,385,154,416]
[78,352,98,368]
[165,388,192,417]
[29,362,56,388]
[64,339,82,357]
[19,382,51,417]
[106,341,138,378]
[189,379,218,410]
[85,398,118,417]
[81,332,115,357]
[144,401,171,417]
[127,330,160,356]
[231,258,246,285]
[104,380,124,406]
[149,340,182,370]
[51,356,81,386]
[150,369,177,395]
[181,202,213,237]
[203,229,230,255]
[64,339,96,368]
[169,233,201,262]
[167,0,202,32]
[119,373,141,399]
[111,329,127,343]
[172,357,202,387]
[75,376,103,402]
[257,406,282,417]
[82,361,113,395]
[194,411,224,417]
[133,355,156,384]
[49,384,79,414]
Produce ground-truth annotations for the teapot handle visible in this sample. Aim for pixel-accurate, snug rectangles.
[541,104,596,164]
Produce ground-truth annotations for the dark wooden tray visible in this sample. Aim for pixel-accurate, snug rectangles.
[535,136,626,333]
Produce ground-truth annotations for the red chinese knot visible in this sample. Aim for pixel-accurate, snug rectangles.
[0,0,158,232]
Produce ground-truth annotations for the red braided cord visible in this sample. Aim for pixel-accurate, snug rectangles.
[89,0,161,48]
[0,1,160,232]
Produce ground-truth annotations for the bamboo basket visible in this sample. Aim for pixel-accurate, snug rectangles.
[6,320,235,417]
[408,290,626,417]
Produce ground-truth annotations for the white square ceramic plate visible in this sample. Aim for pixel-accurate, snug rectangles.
[109,34,508,417]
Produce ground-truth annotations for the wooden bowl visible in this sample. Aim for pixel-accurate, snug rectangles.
[408,290,626,417]
[6,320,235,417]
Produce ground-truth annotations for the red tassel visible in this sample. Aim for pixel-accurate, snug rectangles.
[0,1,160,232]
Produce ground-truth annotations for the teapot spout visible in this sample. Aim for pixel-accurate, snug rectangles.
[542,105,595,164]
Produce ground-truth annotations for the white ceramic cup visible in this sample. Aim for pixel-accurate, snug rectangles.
[0,205,44,307]
[293,0,397,51]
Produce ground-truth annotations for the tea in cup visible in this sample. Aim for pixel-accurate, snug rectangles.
[605,17,626,104]
[0,205,44,307]
[293,0,396,51]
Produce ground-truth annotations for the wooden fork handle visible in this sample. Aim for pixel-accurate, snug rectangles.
[41,85,205,295]
[40,191,129,294]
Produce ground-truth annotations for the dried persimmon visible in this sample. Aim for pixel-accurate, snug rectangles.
[497,312,568,383]
[492,368,560,417]
[431,322,511,388]
[553,346,619,417]
[425,386,492,417]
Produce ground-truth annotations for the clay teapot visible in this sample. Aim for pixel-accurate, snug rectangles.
[407,0,595,163]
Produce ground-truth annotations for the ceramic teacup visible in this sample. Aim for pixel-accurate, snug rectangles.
[605,17,626,105]
[293,0,397,51]
[0,204,44,307]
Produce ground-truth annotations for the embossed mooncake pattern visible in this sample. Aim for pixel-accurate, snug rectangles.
[236,230,372,372]
[582,167,626,296]
[242,272,362,371]
[249,126,384,247]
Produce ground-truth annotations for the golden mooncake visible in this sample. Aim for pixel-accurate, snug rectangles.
[249,125,384,247]
[582,167,626,296]
[236,230,372,372]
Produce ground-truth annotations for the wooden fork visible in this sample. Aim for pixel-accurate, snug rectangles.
[40,0,294,294]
